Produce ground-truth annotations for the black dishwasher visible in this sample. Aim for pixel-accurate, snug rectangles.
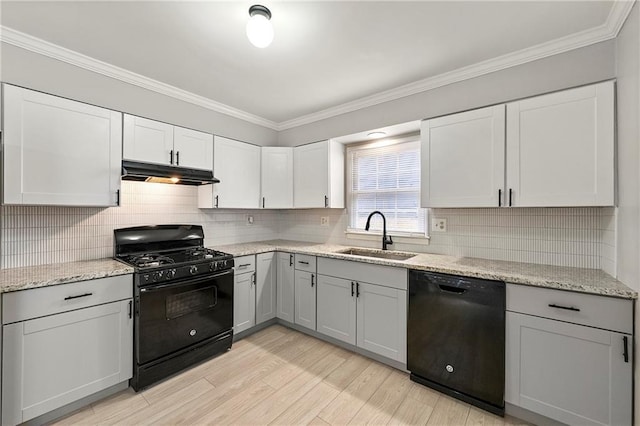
[408,270,505,416]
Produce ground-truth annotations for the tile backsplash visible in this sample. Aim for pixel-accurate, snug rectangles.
[0,181,280,269]
[0,181,616,276]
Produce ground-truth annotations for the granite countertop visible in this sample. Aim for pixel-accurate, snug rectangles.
[216,240,638,300]
[0,259,134,293]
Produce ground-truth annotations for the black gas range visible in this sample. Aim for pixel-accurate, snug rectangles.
[114,224,234,391]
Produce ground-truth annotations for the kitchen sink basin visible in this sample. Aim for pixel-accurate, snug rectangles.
[336,247,417,261]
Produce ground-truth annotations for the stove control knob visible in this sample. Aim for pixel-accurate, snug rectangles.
[190,265,198,275]
[167,269,176,279]
[209,262,217,271]
[154,271,164,282]
[142,274,151,284]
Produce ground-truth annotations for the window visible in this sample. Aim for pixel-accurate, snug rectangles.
[347,137,426,237]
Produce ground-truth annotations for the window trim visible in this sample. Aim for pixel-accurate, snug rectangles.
[345,134,430,240]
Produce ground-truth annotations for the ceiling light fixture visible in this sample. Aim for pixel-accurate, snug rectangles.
[367,131,387,139]
[246,5,274,48]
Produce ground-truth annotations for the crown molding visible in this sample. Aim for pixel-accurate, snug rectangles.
[277,0,636,130]
[1,1,635,132]
[0,26,280,130]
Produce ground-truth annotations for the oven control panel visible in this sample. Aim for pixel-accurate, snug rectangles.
[137,259,234,286]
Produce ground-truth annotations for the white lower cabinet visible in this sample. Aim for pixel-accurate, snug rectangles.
[233,255,256,334]
[506,285,633,426]
[276,252,295,323]
[256,252,276,325]
[2,276,133,426]
[316,258,407,363]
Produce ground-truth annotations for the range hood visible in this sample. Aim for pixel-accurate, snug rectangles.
[122,160,220,185]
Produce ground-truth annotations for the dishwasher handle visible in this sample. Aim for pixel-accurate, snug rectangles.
[439,284,467,294]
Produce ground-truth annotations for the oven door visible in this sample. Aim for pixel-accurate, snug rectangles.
[136,269,233,365]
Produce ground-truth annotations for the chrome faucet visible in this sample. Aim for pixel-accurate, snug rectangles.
[365,210,393,250]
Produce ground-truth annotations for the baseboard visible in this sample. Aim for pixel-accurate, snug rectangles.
[22,381,129,426]
[274,318,407,372]
[233,317,278,341]
[505,403,567,426]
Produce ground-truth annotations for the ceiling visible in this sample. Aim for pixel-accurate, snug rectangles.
[0,1,626,129]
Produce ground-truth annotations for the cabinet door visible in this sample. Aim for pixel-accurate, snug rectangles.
[294,270,316,330]
[356,282,407,363]
[200,136,261,208]
[506,312,632,426]
[276,252,295,323]
[2,300,133,425]
[3,85,122,206]
[293,141,329,208]
[261,147,294,208]
[123,114,174,166]
[256,252,276,325]
[233,271,256,334]
[421,105,505,208]
[317,275,356,345]
[506,81,614,207]
[173,126,214,171]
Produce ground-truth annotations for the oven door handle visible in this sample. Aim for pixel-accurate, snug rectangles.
[139,269,233,292]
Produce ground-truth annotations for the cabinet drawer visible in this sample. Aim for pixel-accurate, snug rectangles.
[234,255,256,274]
[2,275,133,324]
[506,284,632,334]
[294,254,316,272]
[317,257,407,290]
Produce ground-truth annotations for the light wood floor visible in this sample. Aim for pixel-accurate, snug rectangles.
[53,325,528,426]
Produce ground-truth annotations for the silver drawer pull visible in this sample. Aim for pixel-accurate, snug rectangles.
[298,261,310,265]
[237,263,251,268]
[548,303,580,312]
[64,292,93,301]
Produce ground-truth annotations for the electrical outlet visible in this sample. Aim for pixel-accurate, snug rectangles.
[320,216,329,227]
[431,218,447,232]
[247,215,254,225]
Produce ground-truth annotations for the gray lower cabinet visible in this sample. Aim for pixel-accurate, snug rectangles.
[233,255,256,334]
[276,252,295,323]
[355,281,406,362]
[294,270,316,330]
[2,275,133,426]
[293,254,317,331]
[316,275,356,344]
[316,258,407,363]
[506,284,633,426]
[256,252,276,325]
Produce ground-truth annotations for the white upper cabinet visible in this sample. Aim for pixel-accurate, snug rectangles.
[421,81,615,208]
[198,136,261,209]
[123,114,213,171]
[506,81,615,207]
[173,126,215,170]
[2,85,122,206]
[261,147,293,208]
[421,105,505,208]
[123,115,173,166]
[293,140,345,208]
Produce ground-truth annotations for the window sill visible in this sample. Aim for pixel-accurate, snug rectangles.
[345,229,430,245]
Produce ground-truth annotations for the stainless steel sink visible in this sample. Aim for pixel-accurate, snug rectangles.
[335,247,417,261]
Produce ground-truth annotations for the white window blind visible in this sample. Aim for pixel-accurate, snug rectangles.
[347,138,426,236]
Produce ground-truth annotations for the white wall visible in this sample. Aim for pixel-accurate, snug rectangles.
[277,40,616,146]
[614,1,640,418]
[0,43,278,146]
